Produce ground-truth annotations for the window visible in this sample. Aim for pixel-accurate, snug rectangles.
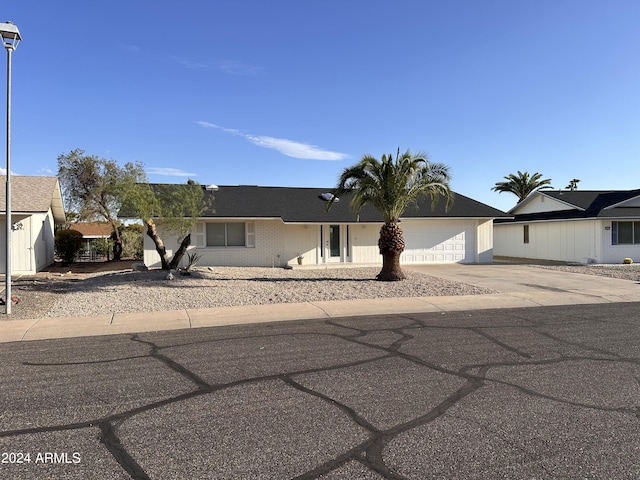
[206,222,254,247]
[523,225,529,244]
[612,221,640,245]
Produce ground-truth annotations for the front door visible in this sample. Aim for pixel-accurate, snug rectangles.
[321,224,342,263]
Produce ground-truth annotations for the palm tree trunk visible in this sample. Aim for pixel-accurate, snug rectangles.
[376,222,406,281]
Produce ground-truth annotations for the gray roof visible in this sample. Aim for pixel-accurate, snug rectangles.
[130,184,507,222]
[0,176,66,224]
[499,189,640,223]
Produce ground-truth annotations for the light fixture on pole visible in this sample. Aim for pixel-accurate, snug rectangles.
[0,21,21,315]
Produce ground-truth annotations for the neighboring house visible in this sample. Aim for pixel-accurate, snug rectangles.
[68,222,113,261]
[0,176,66,274]
[136,185,508,269]
[494,189,640,264]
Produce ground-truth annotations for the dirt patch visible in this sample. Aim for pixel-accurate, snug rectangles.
[36,260,135,277]
[0,260,136,321]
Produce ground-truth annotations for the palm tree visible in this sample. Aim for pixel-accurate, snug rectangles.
[328,149,453,281]
[565,178,580,191]
[492,171,552,203]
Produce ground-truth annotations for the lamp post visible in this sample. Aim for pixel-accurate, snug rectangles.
[0,21,21,315]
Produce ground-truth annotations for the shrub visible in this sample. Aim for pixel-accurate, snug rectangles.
[186,251,201,270]
[623,258,633,264]
[121,224,144,259]
[54,229,84,265]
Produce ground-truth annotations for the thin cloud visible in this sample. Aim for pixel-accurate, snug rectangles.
[169,57,261,75]
[198,121,349,161]
[217,60,262,75]
[197,121,240,135]
[147,167,197,177]
[170,56,212,70]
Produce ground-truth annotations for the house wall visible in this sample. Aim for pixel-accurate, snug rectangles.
[476,219,494,263]
[143,218,497,268]
[35,211,56,271]
[494,220,601,263]
[400,219,487,264]
[0,211,55,275]
[600,220,640,263]
[515,194,577,214]
[282,224,318,266]
[144,219,288,268]
[350,224,382,264]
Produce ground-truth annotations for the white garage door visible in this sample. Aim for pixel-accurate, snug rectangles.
[400,220,475,263]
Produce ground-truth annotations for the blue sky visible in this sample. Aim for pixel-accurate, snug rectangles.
[2,1,639,212]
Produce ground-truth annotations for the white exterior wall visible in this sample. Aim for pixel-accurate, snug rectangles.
[35,211,57,271]
[0,211,55,275]
[476,219,494,263]
[515,194,577,214]
[143,218,497,268]
[144,219,287,268]
[600,220,640,263]
[400,219,488,264]
[494,220,601,263]
[282,224,319,266]
[350,224,383,264]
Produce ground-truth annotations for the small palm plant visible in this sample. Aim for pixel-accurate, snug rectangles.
[185,251,202,271]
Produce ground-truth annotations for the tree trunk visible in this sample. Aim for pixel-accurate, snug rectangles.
[376,222,406,281]
[169,234,191,270]
[109,219,122,261]
[145,219,170,270]
[112,239,123,261]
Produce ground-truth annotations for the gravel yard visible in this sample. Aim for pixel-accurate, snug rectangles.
[8,267,494,321]
[3,262,639,322]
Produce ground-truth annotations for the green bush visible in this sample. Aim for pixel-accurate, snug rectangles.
[121,224,144,259]
[54,229,84,265]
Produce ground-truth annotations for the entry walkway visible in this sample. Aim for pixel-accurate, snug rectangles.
[1,264,639,343]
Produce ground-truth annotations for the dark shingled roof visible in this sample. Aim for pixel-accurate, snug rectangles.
[498,189,640,223]
[146,185,508,223]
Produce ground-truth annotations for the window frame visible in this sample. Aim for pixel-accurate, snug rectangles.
[204,222,255,248]
[612,221,640,245]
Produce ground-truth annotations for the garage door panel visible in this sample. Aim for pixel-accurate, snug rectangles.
[400,220,475,264]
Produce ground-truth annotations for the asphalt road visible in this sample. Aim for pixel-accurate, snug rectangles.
[1,302,639,479]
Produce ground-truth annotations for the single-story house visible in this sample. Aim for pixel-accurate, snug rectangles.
[494,189,640,264]
[0,176,66,274]
[136,185,509,269]
[68,222,113,261]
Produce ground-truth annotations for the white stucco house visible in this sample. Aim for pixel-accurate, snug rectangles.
[494,189,640,264]
[134,185,508,269]
[0,176,66,274]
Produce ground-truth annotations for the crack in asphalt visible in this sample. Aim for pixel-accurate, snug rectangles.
[1,305,639,479]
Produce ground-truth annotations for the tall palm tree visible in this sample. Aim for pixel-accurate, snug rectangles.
[492,171,552,203]
[328,149,453,281]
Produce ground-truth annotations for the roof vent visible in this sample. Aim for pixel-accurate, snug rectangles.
[206,184,219,191]
[319,193,338,202]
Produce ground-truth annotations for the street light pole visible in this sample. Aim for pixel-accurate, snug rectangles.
[0,21,21,315]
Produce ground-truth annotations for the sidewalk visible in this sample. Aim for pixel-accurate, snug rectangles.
[1,264,639,343]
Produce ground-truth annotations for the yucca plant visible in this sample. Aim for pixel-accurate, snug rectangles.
[186,251,202,271]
